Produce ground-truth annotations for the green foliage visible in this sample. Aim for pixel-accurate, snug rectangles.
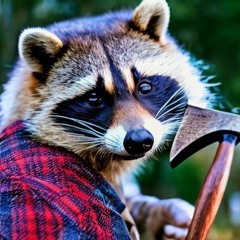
[168,0,240,107]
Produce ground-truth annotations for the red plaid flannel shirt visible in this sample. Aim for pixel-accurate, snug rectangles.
[0,121,131,240]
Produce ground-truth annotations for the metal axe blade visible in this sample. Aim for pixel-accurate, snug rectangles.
[170,105,240,168]
[169,104,240,240]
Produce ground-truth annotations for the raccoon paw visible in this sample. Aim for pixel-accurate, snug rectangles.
[127,195,194,240]
[160,198,194,240]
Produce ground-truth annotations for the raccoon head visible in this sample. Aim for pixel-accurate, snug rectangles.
[3,0,210,181]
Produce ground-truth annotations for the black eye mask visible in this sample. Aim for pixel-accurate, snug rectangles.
[51,77,114,137]
[132,68,188,121]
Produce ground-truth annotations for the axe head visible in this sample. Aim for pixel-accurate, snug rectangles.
[170,105,240,168]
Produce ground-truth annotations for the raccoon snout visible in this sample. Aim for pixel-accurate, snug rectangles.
[123,129,154,155]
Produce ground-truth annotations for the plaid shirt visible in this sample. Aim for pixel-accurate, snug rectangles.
[0,121,131,240]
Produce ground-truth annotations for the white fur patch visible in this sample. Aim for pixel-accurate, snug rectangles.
[104,125,128,155]
[44,74,97,104]
[70,75,97,95]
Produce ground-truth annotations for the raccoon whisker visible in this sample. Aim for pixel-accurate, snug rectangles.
[162,112,188,125]
[161,119,182,126]
[155,87,185,119]
[162,114,184,121]
[70,128,119,148]
[162,121,181,129]
[156,101,186,121]
[96,148,108,158]
[53,122,90,134]
[52,115,108,133]
[66,133,105,145]
[203,82,221,87]
[161,93,186,111]
[51,115,106,138]
[157,87,185,111]
[71,136,102,142]
[75,119,108,134]
[157,102,186,119]
[78,139,105,149]
[72,139,103,145]
[160,96,186,115]
[79,144,102,151]
[165,128,179,135]
[201,76,217,84]
[159,91,186,114]
[61,137,102,147]
[152,154,159,161]
[67,132,118,150]
[72,134,105,144]
[70,126,104,139]
[68,128,119,148]
[155,144,166,155]
[160,121,183,142]
[51,121,105,139]
[102,135,121,148]
[89,148,110,163]
[64,123,120,147]
[163,136,176,142]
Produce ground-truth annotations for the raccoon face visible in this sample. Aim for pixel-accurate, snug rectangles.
[13,0,208,178]
[50,65,186,161]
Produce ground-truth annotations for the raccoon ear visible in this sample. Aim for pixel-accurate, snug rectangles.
[132,0,170,45]
[18,28,63,73]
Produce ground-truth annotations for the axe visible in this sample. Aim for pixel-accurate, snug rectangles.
[170,105,240,240]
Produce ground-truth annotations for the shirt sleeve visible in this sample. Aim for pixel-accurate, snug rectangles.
[0,177,66,240]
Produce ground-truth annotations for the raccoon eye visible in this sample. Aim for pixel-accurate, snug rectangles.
[86,92,102,107]
[138,82,152,95]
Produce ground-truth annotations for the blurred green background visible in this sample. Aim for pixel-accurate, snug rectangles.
[0,0,240,238]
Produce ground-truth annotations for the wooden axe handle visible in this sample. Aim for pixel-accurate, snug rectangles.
[186,134,238,240]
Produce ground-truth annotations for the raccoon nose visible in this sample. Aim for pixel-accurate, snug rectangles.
[124,129,154,155]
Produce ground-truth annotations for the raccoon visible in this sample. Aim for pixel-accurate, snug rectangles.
[0,0,212,238]
[0,0,210,180]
